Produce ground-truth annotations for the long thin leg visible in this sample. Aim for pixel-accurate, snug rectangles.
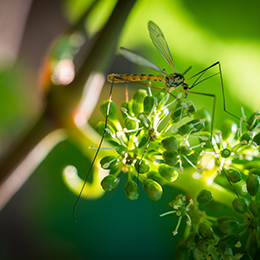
[72,80,115,222]
[187,61,241,121]
[174,87,240,197]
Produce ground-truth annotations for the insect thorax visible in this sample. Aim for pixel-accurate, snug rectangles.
[165,73,185,88]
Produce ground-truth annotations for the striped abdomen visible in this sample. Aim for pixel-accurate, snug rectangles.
[107,74,165,83]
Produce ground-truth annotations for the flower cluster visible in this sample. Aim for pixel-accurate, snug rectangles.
[96,89,208,201]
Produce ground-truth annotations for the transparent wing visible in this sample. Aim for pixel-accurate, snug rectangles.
[148,21,177,72]
[120,47,169,76]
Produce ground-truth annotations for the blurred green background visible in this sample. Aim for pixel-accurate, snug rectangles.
[1,0,260,259]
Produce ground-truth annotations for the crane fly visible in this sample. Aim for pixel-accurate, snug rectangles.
[108,21,219,99]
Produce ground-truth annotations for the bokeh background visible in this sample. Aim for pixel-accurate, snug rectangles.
[1,0,260,259]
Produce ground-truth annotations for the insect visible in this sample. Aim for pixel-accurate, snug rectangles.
[72,21,241,221]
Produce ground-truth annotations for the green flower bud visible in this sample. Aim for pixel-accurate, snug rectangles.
[100,156,120,170]
[143,96,157,114]
[247,174,260,196]
[158,164,178,182]
[221,148,231,158]
[170,102,183,122]
[142,179,163,201]
[240,132,251,143]
[247,111,260,131]
[187,102,197,117]
[198,222,214,239]
[100,100,118,121]
[125,180,139,200]
[96,121,115,141]
[178,123,192,136]
[218,234,239,250]
[225,168,242,183]
[185,152,200,166]
[178,146,193,156]
[187,119,205,133]
[124,118,138,134]
[115,145,127,155]
[232,198,248,214]
[197,189,213,205]
[134,159,150,173]
[219,220,240,234]
[101,175,117,191]
[253,132,260,146]
[161,136,179,151]
[221,119,237,140]
[249,201,260,217]
[132,89,147,115]
[185,231,200,250]
[162,151,179,166]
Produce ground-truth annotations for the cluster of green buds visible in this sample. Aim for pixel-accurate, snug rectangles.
[95,87,260,258]
[96,88,209,201]
[170,109,260,259]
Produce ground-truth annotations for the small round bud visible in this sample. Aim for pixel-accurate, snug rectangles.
[125,180,139,200]
[101,175,117,191]
[132,89,147,115]
[247,174,260,196]
[162,151,179,166]
[221,148,231,158]
[225,168,242,183]
[115,145,127,155]
[96,121,115,141]
[134,159,150,173]
[124,118,138,134]
[232,198,248,214]
[194,108,211,131]
[161,136,179,151]
[143,96,157,114]
[197,189,213,205]
[240,132,251,143]
[219,220,240,234]
[178,146,193,156]
[198,222,214,239]
[142,179,163,201]
[100,156,120,170]
[178,124,192,136]
[158,164,178,182]
[100,100,118,121]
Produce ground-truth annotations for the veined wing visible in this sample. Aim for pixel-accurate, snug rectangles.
[120,47,169,76]
[148,21,177,73]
